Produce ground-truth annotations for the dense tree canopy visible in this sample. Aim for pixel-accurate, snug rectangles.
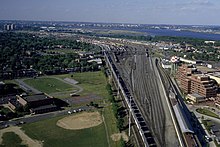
[0,32,101,79]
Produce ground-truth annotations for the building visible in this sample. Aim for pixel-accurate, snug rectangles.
[4,24,15,31]
[17,93,54,108]
[189,74,217,98]
[30,105,58,114]
[176,64,200,94]
[179,57,202,65]
[161,60,172,69]
[208,72,220,86]
[87,58,102,65]
[177,64,218,98]
[9,93,59,114]
[186,93,206,103]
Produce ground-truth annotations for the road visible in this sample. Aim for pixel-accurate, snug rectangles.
[0,106,91,129]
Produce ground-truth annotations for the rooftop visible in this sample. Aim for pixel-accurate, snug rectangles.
[208,72,220,78]
[22,93,51,102]
[30,104,57,111]
[189,93,205,99]
[173,103,194,134]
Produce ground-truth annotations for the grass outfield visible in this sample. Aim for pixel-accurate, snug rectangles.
[21,115,108,147]
[24,77,75,94]
[1,132,27,147]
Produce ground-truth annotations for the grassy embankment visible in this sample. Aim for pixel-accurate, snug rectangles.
[196,108,219,119]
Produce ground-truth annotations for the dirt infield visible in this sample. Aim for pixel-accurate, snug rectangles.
[56,111,103,130]
[0,126,43,147]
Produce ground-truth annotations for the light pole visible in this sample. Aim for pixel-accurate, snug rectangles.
[129,95,131,137]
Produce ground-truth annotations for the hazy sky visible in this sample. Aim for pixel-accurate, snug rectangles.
[0,0,220,25]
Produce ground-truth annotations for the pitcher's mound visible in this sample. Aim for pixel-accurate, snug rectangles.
[56,111,102,130]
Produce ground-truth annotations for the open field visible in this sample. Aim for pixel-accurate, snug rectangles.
[1,132,26,147]
[56,71,109,97]
[24,77,75,94]
[0,126,42,147]
[22,113,108,147]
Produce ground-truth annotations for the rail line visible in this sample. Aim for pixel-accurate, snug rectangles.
[105,51,157,147]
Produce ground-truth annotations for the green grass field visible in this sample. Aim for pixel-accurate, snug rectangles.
[24,77,75,94]
[56,71,109,97]
[0,132,27,147]
[22,114,108,147]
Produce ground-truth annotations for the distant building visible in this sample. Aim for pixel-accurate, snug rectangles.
[204,41,215,44]
[161,59,172,69]
[87,58,102,65]
[179,57,202,65]
[4,24,15,31]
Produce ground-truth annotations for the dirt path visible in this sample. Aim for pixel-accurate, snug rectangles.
[0,126,43,147]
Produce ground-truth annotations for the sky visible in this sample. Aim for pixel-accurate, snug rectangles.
[0,0,220,25]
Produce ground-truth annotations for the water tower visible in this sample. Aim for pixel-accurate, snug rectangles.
[170,56,180,74]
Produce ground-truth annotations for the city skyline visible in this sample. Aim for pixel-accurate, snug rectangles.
[1,0,220,26]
